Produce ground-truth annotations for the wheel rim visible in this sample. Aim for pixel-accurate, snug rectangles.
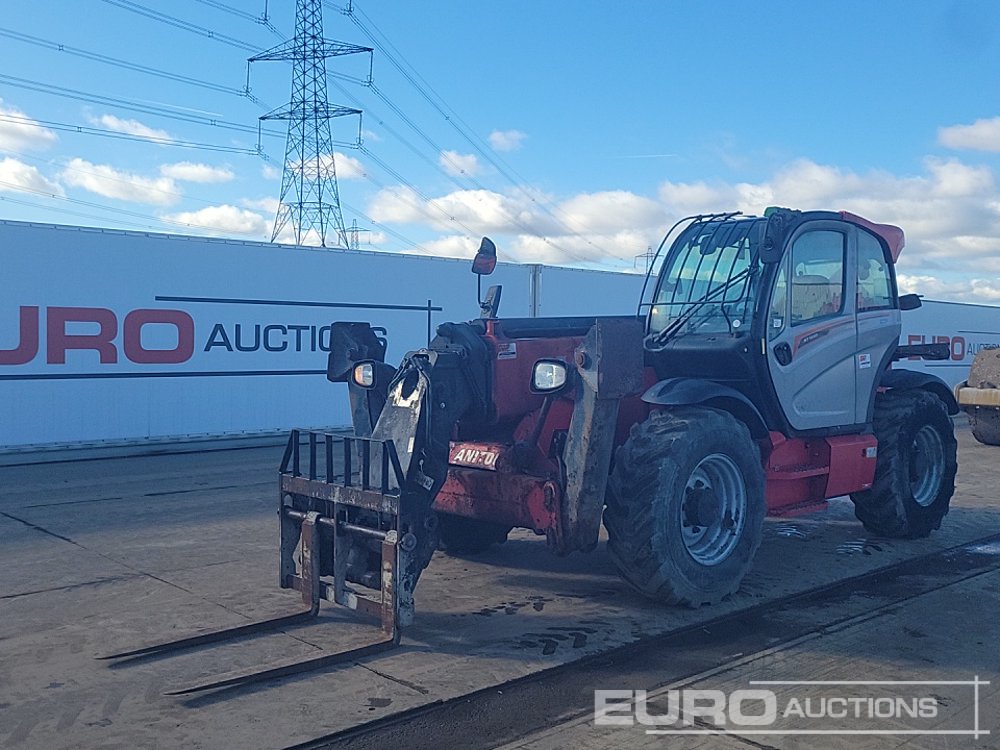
[679,453,747,566]
[910,425,944,507]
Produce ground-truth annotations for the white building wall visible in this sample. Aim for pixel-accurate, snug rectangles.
[0,222,530,447]
[896,299,1000,388]
[2,220,998,450]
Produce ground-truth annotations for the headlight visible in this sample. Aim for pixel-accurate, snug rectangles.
[532,360,568,392]
[352,361,375,388]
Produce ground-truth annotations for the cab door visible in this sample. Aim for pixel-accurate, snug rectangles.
[765,223,858,431]
[854,228,902,422]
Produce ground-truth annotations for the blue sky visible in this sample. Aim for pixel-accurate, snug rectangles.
[2,1,1000,301]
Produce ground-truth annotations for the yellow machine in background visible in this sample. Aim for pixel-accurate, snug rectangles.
[957,348,1000,445]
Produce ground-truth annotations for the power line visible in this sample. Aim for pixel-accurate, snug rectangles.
[0,112,261,155]
[0,193,179,232]
[0,26,264,106]
[0,179,266,236]
[191,0,284,38]
[4,148,246,209]
[99,0,261,52]
[357,146,485,237]
[335,1,605,260]
[0,72,284,139]
[1,188,441,257]
[321,77,594,262]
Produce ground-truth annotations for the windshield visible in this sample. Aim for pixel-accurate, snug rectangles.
[648,218,763,337]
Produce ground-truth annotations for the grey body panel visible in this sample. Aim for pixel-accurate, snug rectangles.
[765,221,858,431]
[765,220,903,431]
[855,308,901,421]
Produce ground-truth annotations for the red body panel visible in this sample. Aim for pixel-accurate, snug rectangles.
[763,432,877,515]
[434,468,561,541]
[437,324,879,541]
[480,320,582,422]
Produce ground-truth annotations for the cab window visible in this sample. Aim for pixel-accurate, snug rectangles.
[790,230,845,325]
[857,230,894,311]
[768,262,787,339]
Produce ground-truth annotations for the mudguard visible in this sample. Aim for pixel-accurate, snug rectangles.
[880,368,960,415]
[641,378,769,438]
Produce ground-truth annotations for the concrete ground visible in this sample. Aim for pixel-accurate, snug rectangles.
[0,425,998,749]
[501,565,1000,750]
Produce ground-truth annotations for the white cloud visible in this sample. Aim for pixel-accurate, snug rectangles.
[439,150,480,177]
[91,114,172,143]
[333,152,364,179]
[364,155,1000,298]
[368,185,666,264]
[261,163,281,180]
[510,229,654,265]
[160,161,234,183]
[370,186,545,235]
[273,224,326,247]
[241,196,279,213]
[417,234,482,258]
[432,189,540,232]
[489,129,526,152]
[897,274,1000,303]
[284,152,365,180]
[61,158,178,205]
[0,100,58,151]
[368,186,429,225]
[939,117,1000,152]
[162,205,269,237]
[656,157,1000,278]
[0,157,63,196]
[557,191,663,235]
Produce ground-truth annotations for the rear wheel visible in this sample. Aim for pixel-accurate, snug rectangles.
[969,408,1000,446]
[850,390,957,538]
[604,407,765,606]
[436,513,511,555]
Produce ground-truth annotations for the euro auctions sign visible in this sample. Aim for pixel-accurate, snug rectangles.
[1,306,197,366]
[0,303,352,371]
[0,221,460,447]
[594,678,990,738]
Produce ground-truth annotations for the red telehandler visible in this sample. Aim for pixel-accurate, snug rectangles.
[104,208,958,693]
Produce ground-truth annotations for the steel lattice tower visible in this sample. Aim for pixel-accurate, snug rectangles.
[251,1,370,247]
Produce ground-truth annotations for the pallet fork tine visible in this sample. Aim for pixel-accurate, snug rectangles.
[98,432,407,695]
[162,519,401,696]
[95,609,319,662]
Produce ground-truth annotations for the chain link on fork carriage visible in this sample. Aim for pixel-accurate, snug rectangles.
[98,430,416,696]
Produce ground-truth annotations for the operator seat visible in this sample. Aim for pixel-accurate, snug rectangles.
[791,274,836,322]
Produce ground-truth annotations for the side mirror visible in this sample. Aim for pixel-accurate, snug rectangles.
[758,211,794,264]
[471,236,497,275]
[326,322,387,382]
[898,293,922,311]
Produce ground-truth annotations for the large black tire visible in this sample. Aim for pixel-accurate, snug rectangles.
[850,390,957,538]
[969,408,1000,446]
[437,513,511,555]
[604,407,766,607]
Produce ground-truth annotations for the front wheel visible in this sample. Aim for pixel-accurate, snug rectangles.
[850,390,957,538]
[603,407,766,606]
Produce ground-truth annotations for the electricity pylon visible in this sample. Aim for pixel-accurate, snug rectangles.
[251,0,370,247]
